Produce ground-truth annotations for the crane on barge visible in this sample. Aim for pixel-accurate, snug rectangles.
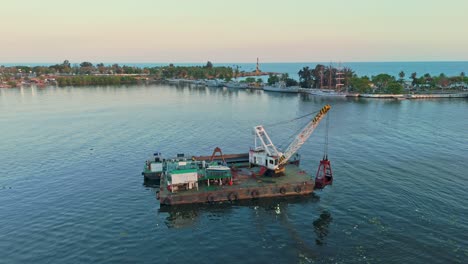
[249,104,331,176]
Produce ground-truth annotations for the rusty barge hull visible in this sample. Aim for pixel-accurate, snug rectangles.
[158,163,315,206]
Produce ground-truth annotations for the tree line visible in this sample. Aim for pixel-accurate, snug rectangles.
[2,60,466,93]
[0,60,238,80]
[56,76,138,87]
[297,64,467,94]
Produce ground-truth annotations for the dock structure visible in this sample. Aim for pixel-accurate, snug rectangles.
[158,163,315,206]
[405,93,468,99]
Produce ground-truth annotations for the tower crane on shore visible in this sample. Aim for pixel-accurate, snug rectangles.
[249,104,331,175]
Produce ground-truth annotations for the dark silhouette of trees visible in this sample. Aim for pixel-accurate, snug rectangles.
[399,71,405,83]
[298,66,313,88]
[80,62,93,67]
[411,72,418,86]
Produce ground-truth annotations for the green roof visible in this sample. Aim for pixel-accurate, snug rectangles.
[170,168,198,174]
[202,169,232,180]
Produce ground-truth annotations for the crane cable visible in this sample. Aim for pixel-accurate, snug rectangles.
[263,110,320,128]
[276,121,308,150]
[323,113,329,160]
[263,109,321,150]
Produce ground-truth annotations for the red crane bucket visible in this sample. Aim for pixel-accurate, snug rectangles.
[315,157,333,189]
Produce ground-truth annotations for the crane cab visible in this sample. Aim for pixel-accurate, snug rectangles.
[249,148,280,171]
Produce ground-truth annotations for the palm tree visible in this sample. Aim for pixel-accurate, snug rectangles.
[311,64,325,88]
[343,67,354,88]
[323,65,337,89]
[410,72,417,86]
[298,66,312,88]
[399,71,405,82]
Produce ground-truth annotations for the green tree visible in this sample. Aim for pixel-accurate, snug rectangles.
[63,60,71,68]
[205,61,213,68]
[411,72,417,86]
[343,67,354,87]
[349,76,371,93]
[245,77,256,83]
[398,71,405,83]
[233,65,240,79]
[461,72,466,86]
[322,65,337,88]
[386,82,403,94]
[437,74,449,90]
[284,78,298,87]
[311,64,325,88]
[298,66,313,88]
[80,62,93,68]
[267,73,279,85]
[79,62,94,74]
[372,74,395,92]
[97,63,106,74]
[60,60,72,74]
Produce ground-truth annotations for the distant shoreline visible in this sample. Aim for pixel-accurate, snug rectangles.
[3,82,467,100]
[1,61,467,96]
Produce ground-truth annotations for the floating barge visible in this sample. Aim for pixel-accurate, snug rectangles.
[157,153,312,206]
[145,105,334,206]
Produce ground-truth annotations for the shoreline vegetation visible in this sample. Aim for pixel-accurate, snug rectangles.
[1,60,467,96]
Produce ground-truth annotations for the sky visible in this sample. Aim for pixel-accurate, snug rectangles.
[1,0,467,63]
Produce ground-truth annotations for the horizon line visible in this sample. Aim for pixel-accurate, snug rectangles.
[2,60,468,66]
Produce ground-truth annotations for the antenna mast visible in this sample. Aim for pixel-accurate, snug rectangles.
[256,58,260,76]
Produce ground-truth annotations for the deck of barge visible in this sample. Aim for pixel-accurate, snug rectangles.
[192,153,249,164]
[158,164,315,205]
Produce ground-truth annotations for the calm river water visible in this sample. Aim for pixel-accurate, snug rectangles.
[0,84,467,263]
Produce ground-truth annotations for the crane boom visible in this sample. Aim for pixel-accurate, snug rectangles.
[278,104,331,166]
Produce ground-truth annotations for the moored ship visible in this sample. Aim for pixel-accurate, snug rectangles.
[144,105,334,206]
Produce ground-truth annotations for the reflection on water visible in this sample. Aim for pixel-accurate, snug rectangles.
[159,195,321,228]
[313,211,333,246]
[2,84,466,263]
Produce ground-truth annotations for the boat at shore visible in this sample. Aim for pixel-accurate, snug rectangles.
[358,92,468,99]
[226,81,248,89]
[206,79,222,87]
[308,89,348,97]
[205,80,216,87]
[166,78,182,84]
[194,80,206,86]
[405,92,468,99]
[263,82,299,93]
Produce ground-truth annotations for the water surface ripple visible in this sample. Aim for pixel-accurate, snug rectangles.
[0,85,467,263]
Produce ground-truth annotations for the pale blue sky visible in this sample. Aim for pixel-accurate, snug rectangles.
[1,0,467,63]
